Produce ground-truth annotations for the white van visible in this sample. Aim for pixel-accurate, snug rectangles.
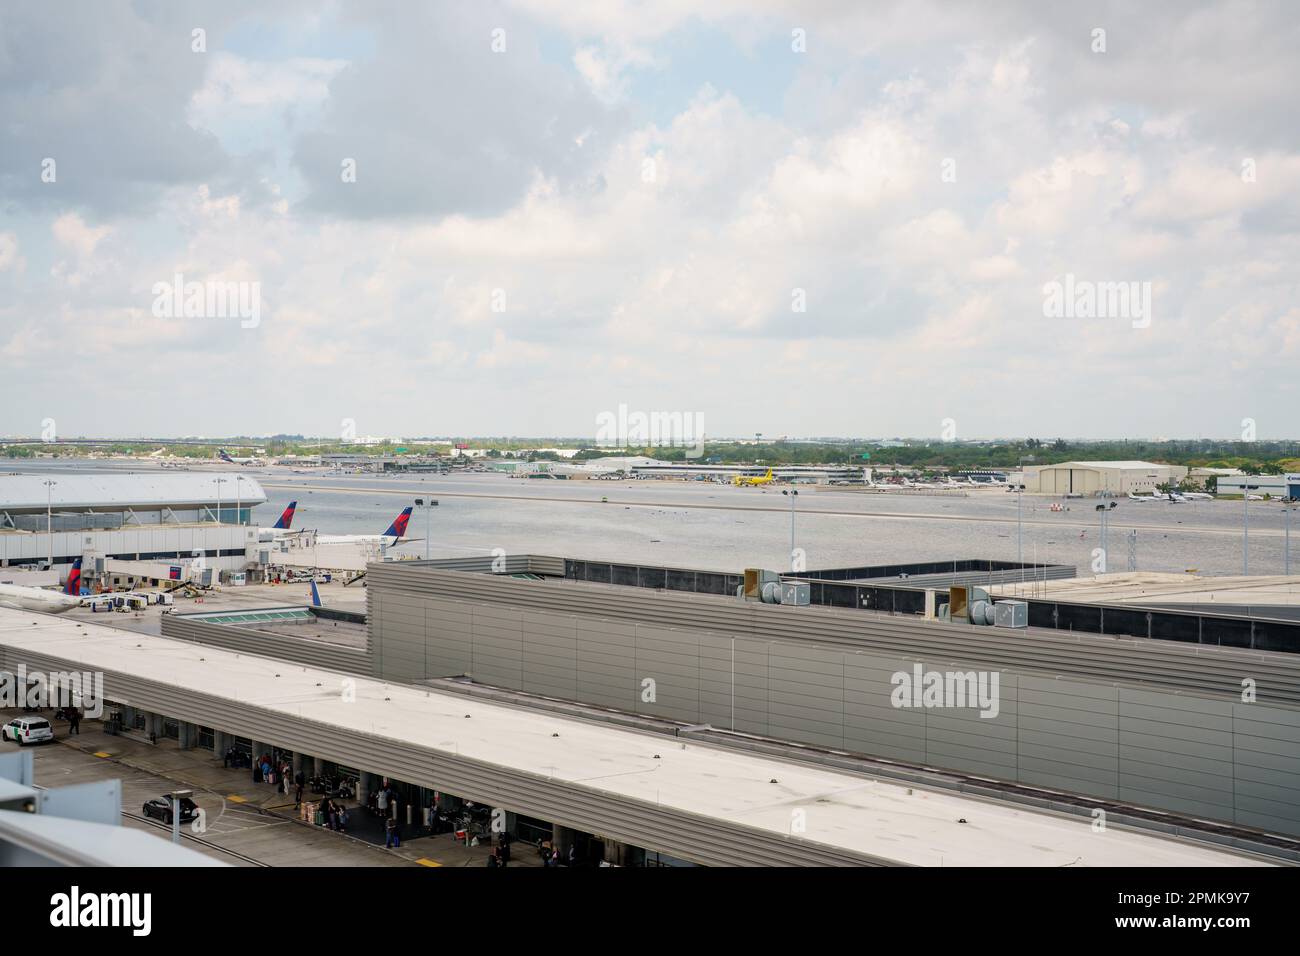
[3,716,55,745]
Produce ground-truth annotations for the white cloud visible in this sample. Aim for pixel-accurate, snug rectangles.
[2,1,1299,438]
[0,233,23,273]
[52,213,112,257]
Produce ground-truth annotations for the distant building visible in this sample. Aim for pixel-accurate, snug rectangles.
[1022,461,1188,495]
[1216,474,1300,499]
[579,456,666,472]
[525,448,582,459]
[1186,467,1243,489]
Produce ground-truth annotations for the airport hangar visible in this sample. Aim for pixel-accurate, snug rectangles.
[0,473,267,586]
[1022,460,1188,495]
[90,552,1300,865]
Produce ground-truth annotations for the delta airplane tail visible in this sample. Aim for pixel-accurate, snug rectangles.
[383,507,413,539]
[273,501,297,530]
[65,557,82,596]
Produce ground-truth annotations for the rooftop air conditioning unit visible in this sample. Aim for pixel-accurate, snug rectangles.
[779,582,810,606]
[993,600,1028,629]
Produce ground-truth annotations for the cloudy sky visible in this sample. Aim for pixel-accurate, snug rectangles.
[1,1,1297,441]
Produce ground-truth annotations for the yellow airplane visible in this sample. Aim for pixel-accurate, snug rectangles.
[732,468,775,487]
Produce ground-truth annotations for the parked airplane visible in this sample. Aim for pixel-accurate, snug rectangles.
[218,449,265,466]
[256,501,298,540]
[732,468,776,487]
[313,506,416,545]
[0,559,83,615]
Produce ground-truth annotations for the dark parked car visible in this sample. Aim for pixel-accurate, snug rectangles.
[142,795,199,824]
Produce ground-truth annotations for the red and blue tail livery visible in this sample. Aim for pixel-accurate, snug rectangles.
[383,507,413,538]
[273,501,297,530]
[64,557,82,596]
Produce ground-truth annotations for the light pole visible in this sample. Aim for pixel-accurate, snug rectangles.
[781,489,798,566]
[1243,482,1259,575]
[1017,455,1035,575]
[169,789,192,845]
[1284,498,1296,576]
[1095,501,1117,571]
[415,498,438,559]
[43,479,56,567]
[233,475,242,526]
[213,477,228,526]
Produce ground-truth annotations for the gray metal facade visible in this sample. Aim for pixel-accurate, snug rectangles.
[367,565,1300,838]
[161,614,371,675]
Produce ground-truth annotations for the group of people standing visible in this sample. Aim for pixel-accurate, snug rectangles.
[317,796,349,832]
[534,839,578,868]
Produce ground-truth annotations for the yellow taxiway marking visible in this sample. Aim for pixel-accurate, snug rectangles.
[416,858,442,867]
[226,795,248,803]
[93,751,112,758]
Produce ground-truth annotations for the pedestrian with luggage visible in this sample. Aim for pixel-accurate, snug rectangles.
[385,815,400,849]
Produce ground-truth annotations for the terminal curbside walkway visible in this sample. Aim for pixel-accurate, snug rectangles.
[16,712,540,868]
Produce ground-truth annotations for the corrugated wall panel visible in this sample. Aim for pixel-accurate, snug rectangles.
[923,675,1020,781]
[575,618,636,711]
[1118,689,1236,821]
[161,616,370,676]
[468,604,523,689]
[1015,677,1120,798]
[766,644,845,749]
[632,624,700,723]
[521,610,578,700]
[842,652,928,764]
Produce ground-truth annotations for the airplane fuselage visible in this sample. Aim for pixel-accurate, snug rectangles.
[0,583,82,615]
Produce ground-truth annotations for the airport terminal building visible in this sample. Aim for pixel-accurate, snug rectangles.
[3,546,1297,867]
[0,473,267,580]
